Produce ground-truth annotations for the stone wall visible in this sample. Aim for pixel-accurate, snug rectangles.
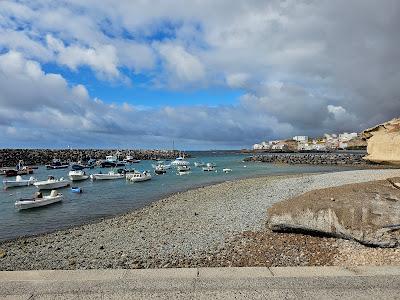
[244,152,367,165]
[0,149,187,167]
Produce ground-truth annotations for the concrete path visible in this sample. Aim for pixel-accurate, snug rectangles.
[1,266,400,299]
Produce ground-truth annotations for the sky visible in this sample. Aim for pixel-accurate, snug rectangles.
[0,0,399,150]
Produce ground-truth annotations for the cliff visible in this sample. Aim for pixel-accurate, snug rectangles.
[362,118,400,164]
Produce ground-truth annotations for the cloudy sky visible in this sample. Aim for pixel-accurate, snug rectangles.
[0,0,399,149]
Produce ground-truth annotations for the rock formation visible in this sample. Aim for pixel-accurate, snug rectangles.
[362,118,400,164]
[267,177,400,247]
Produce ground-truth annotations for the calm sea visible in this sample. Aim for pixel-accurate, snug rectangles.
[0,151,358,241]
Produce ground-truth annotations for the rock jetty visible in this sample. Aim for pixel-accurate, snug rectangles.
[244,152,368,165]
[362,118,400,165]
[267,177,400,247]
[0,149,187,167]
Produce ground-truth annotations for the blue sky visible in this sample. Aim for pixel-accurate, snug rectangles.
[0,1,399,149]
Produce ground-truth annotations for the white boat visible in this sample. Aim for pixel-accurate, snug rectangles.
[223,168,232,173]
[203,165,215,172]
[90,170,125,180]
[154,165,167,175]
[124,155,141,163]
[194,162,205,167]
[68,170,89,181]
[126,171,152,182]
[34,176,70,190]
[3,176,36,189]
[171,155,190,166]
[177,165,191,175]
[15,190,63,210]
[203,163,216,171]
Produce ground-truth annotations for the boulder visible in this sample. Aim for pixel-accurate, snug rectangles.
[362,118,400,164]
[267,177,400,247]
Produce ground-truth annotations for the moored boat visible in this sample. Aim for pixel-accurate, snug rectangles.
[223,168,232,173]
[46,159,69,170]
[177,165,191,175]
[154,165,167,175]
[68,170,89,181]
[203,163,216,172]
[126,171,152,182]
[15,190,63,210]
[171,155,190,167]
[194,162,205,167]
[3,176,36,189]
[71,186,83,193]
[90,170,125,180]
[34,176,70,190]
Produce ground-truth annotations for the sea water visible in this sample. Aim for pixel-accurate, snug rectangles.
[0,151,357,241]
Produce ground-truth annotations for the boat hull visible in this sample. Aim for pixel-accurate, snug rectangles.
[90,174,124,180]
[3,180,34,189]
[15,195,63,210]
[68,175,89,181]
[34,181,70,190]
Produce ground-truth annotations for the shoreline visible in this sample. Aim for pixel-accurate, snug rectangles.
[1,168,400,270]
[0,167,341,243]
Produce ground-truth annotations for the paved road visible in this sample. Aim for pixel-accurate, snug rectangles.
[1,266,400,299]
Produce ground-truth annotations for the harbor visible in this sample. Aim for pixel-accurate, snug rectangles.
[0,151,367,241]
[1,168,400,271]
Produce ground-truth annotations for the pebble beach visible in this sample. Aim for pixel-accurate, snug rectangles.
[1,168,400,270]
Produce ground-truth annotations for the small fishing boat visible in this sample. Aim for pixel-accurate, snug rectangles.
[70,163,85,171]
[68,170,89,181]
[90,170,125,180]
[177,165,191,175]
[171,154,190,167]
[124,155,141,164]
[3,176,36,189]
[126,171,152,182]
[223,168,232,173]
[34,176,70,190]
[71,186,83,193]
[15,190,63,210]
[203,163,216,172]
[5,161,34,177]
[154,165,167,175]
[46,159,69,170]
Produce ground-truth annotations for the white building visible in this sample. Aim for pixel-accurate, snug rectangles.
[293,136,308,142]
[339,132,358,142]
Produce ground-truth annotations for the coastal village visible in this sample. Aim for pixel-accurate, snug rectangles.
[252,132,366,152]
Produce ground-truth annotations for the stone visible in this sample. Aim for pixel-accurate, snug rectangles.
[267,177,400,247]
[362,118,400,165]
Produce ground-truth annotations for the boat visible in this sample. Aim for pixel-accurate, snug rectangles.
[171,155,190,166]
[68,170,89,181]
[223,168,232,173]
[3,176,36,189]
[101,155,126,168]
[203,163,217,172]
[70,163,85,170]
[34,176,70,190]
[4,161,34,177]
[123,155,141,164]
[126,171,152,182]
[154,165,167,175]
[71,186,83,193]
[46,159,69,169]
[0,167,14,175]
[194,162,205,167]
[15,190,63,210]
[86,159,97,168]
[177,165,191,175]
[90,170,125,180]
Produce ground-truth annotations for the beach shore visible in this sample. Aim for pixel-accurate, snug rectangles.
[1,169,400,270]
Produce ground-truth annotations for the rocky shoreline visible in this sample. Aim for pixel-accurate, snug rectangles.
[1,169,400,270]
[0,149,187,167]
[244,152,369,165]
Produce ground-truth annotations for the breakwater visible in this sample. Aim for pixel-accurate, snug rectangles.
[0,149,187,167]
[244,152,368,165]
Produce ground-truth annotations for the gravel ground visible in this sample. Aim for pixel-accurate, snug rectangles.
[1,169,400,270]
